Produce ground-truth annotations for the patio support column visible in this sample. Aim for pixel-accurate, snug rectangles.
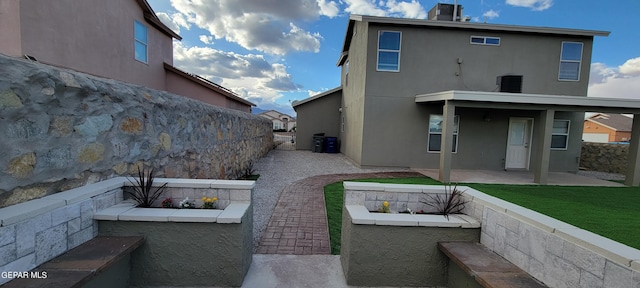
[625,114,640,186]
[439,101,455,183]
[534,109,554,185]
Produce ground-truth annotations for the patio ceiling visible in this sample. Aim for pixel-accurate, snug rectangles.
[415,90,640,114]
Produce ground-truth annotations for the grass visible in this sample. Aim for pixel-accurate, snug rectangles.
[324,177,640,255]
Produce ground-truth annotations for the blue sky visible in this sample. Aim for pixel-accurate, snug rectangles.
[148,0,640,116]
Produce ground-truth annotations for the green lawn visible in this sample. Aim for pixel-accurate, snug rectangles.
[324,177,640,255]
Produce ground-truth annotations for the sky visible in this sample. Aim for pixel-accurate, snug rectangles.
[147,0,640,116]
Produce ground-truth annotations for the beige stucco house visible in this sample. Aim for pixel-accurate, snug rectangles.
[0,0,254,112]
[258,110,296,131]
[294,12,640,186]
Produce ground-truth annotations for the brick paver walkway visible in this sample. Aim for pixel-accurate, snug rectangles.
[256,171,423,255]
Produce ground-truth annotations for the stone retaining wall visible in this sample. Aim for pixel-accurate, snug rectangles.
[0,55,273,207]
[580,142,628,174]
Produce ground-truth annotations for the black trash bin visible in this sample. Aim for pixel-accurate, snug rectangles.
[325,137,338,153]
[312,133,325,153]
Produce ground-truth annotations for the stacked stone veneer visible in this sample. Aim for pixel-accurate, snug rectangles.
[0,54,272,208]
[463,187,640,287]
[0,177,255,285]
[580,142,628,174]
[343,182,640,287]
[345,182,463,214]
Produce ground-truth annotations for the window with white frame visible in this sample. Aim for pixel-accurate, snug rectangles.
[470,36,500,46]
[558,42,583,81]
[551,120,570,150]
[134,20,148,63]
[377,31,401,72]
[428,114,459,153]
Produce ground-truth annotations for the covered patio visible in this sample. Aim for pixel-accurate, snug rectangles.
[416,90,640,186]
[414,169,623,186]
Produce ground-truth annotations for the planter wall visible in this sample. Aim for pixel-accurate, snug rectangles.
[341,182,480,287]
[98,207,253,287]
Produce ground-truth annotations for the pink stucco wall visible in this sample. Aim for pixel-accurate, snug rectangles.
[0,0,22,56]
[15,0,173,91]
[165,70,251,113]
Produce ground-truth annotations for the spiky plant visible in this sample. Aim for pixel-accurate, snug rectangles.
[420,184,468,220]
[126,167,168,208]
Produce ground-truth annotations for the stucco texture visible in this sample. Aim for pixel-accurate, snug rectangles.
[340,208,480,287]
[98,205,253,287]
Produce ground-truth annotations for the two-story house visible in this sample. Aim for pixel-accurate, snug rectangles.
[0,0,254,112]
[294,9,640,186]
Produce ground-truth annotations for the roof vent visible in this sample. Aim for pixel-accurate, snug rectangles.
[496,75,523,93]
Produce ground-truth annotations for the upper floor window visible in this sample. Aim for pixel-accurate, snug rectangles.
[427,114,459,153]
[470,36,500,46]
[377,31,401,72]
[551,120,570,150]
[558,42,583,81]
[134,20,148,63]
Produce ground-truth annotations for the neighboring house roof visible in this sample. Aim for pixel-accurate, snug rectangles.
[136,0,182,40]
[258,110,295,121]
[338,14,610,66]
[585,113,633,132]
[164,63,255,107]
[292,87,342,108]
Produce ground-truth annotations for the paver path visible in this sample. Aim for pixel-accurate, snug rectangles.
[256,171,423,255]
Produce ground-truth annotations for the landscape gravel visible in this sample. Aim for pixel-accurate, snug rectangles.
[576,170,625,181]
[251,150,408,250]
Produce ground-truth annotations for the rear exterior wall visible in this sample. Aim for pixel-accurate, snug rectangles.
[356,22,592,171]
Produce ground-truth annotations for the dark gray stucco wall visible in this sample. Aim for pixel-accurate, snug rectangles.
[293,89,342,150]
[340,21,594,171]
[98,205,253,287]
[0,55,273,208]
[340,207,480,287]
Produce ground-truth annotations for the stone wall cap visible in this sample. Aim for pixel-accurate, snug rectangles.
[118,207,176,222]
[151,178,217,188]
[346,205,375,225]
[343,182,385,191]
[168,209,222,222]
[0,197,66,226]
[211,180,255,189]
[374,212,418,226]
[217,203,250,223]
[93,201,138,221]
[49,177,127,204]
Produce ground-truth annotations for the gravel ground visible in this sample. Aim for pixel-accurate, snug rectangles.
[576,170,625,181]
[251,150,408,250]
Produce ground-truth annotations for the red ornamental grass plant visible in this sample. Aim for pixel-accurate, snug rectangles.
[420,184,468,220]
[127,167,168,208]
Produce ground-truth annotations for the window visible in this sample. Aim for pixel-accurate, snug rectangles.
[345,59,349,86]
[551,120,570,150]
[134,20,148,63]
[377,31,401,72]
[470,36,500,46]
[428,114,459,153]
[558,42,583,81]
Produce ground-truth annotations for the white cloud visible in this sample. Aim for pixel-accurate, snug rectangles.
[168,0,325,55]
[483,9,500,19]
[385,0,427,19]
[317,0,340,17]
[172,42,302,107]
[588,58,640,99]
[344,0,428,18]
[619,57,640,76]
[506,0,553,11]
[199,35,214,45]
[156,12,190,34]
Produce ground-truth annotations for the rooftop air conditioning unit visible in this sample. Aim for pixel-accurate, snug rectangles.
[496,75,523,93]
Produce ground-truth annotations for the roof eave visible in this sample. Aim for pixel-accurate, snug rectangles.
[137,0,182,40]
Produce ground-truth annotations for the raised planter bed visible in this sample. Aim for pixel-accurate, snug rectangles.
[94,178,254,287]
[340,182,480,287]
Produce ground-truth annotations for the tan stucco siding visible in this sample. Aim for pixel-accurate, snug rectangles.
[17,0,172,90]
[0,0,22,57]
[294,90,342,150]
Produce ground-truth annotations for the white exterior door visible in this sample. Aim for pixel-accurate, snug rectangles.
[505,118,533,170]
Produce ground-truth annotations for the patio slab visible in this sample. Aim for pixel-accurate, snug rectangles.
[414,169,624,186]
